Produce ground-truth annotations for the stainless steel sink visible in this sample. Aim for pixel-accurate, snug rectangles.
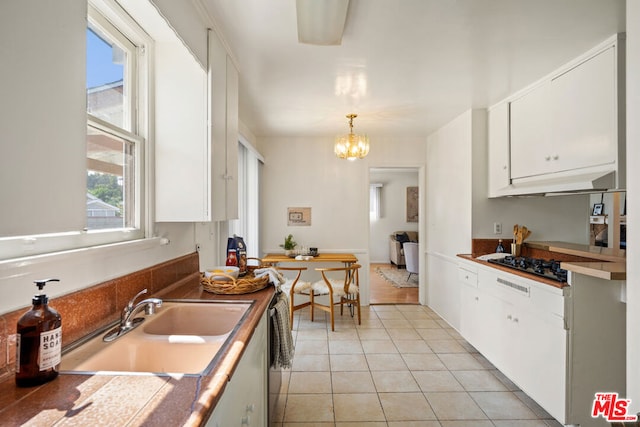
[60,300,253,376]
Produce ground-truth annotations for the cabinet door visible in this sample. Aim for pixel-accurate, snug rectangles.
[510,81,551,179]
[209,31,239,222]
[206,312,268,427]
[460,284,482,349]
[488,102,510,197]
[155,42,209,221]
[509,309,567,423]
[550,47,617,172]
[225,57,239,220]
[209,30,228,222]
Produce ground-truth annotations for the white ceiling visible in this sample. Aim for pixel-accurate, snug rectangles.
[202,0,625,139]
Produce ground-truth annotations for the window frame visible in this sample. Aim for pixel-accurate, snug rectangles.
[229,136,263,257]
[370,183,383,220]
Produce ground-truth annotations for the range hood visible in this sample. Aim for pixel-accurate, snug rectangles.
[499,170,617,196]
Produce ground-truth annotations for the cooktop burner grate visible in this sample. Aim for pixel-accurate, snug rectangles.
[487,256,568,283]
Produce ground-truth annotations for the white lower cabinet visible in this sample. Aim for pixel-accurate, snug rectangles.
[460,264,565,419]
[207,311,268,427]
[459,261,625,427]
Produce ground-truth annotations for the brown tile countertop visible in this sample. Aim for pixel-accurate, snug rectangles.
[460,240,627,284]
[0,280,276,426]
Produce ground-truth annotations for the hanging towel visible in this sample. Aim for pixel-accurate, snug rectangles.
[271,291,294,369]
[255,267,286,286]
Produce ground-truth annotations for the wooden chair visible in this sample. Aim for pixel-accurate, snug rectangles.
[277,266,310,329]
[310,264,361,331]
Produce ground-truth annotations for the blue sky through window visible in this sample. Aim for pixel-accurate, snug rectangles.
[87,29,123,89]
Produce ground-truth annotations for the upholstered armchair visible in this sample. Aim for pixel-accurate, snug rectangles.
[389,231,418,267]
[403,242,419,280]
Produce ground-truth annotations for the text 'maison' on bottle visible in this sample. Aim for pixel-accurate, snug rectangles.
[15,278,62,387]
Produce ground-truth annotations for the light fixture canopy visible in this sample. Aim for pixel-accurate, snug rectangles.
[334,114,370,160]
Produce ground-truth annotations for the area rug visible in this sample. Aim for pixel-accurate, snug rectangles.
[375,267,418,288]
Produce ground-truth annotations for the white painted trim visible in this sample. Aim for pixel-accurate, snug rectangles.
[0,237,162,270]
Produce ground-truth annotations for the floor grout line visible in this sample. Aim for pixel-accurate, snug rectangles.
[276,304,561,426]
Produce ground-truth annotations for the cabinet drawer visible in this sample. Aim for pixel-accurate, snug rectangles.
[458,267,478,287]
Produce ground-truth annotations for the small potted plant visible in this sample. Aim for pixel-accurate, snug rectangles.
[280,234,297,257]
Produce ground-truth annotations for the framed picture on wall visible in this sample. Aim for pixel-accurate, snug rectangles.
[406,187,418,222]
[287,207,311,226]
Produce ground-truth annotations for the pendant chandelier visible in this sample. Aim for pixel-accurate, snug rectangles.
[334,114,370,160]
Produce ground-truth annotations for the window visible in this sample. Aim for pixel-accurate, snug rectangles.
[0,1,149,260]
[370,183,383,220]
[229,139,263,257]
[86,4,143,231]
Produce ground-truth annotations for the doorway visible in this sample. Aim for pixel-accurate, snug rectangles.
[369,167,420,305]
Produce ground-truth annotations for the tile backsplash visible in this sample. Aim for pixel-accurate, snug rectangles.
[0,252,200,382]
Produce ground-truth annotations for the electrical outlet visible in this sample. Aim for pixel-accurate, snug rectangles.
[493,222,502,234]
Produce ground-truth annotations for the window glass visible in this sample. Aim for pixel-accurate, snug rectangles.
[86,23,130,130]
[370,184,382,220]
[86,124,135,229]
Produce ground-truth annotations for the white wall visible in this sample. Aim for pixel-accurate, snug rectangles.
[0,0,87,237]
[626,0,640,412]
[259,135,426,303]
[369,169,419,263]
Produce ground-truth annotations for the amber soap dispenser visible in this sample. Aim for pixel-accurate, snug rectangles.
[15,278,62,387]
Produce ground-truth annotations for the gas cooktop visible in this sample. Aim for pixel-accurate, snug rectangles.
[487,255,568,283]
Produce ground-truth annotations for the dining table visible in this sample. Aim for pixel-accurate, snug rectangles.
[261,252,358,267]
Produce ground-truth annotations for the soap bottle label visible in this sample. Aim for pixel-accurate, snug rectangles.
[38,327,62,370]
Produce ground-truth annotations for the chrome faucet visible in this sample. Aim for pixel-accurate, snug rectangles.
[103,289,162,342]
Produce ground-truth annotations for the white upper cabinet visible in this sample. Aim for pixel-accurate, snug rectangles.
[209,30,239,221]
[487,102,511,197]
[489,34,625,197]
[510,81,551,180]
[156,29,239,221]
[549,47,617,172]
[155,42,209,222]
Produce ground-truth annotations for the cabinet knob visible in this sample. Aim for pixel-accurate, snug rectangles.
[474,296,479,301]
[544,155,551,161]
[502,165,507,170]
[246,404,255,413]
[506,314,512,320]
[552,154,559,160]
[465,275,469,280]
[513,317,519,323]
[241,415,250,425]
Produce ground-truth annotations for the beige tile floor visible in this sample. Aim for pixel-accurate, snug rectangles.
[272,304,563,427]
